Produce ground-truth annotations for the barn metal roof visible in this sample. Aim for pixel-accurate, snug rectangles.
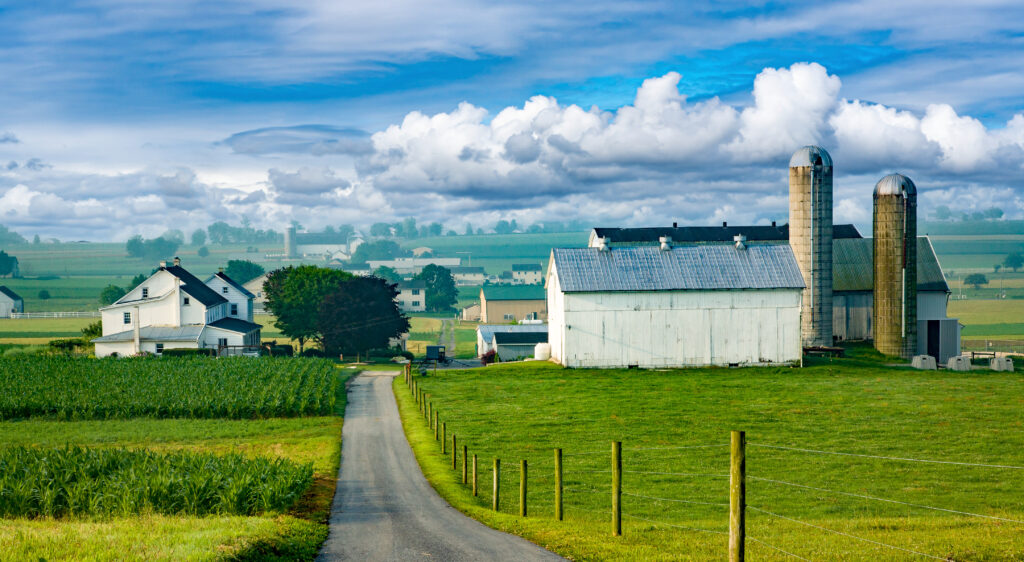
[208,318,262,334]
[874,173,917,196]
[552,245,805,292]
[789,145,833,168]
[476,324,547,343]
[92,325,205,343]
[481,285,546,301]
[833,237,948,292]
[592,224,861,244]
[162,265,228,307]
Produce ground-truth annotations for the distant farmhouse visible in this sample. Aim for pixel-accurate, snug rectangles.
[242,272,269,311]
[480,285,546,323]
[367,257,461,276]
[450,266,486,286]
[395,280,427,312]
[93,258,261,357]
[546,243,805,368]
[284,226,364,260]
[511,263,543,285]
[0,286,23,318]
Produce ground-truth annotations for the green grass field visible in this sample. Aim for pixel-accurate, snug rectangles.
[395,354,1024,561]
[0,361,356,561]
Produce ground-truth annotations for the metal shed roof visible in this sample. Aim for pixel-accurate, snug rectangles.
[592,224,861,244]
[476,324,547,343]
[552,245,805,292]
[92,325,205,343]
[0,286,22,301]
[482,285,546,301]
[493,331,549,345]
[833,237,948,292]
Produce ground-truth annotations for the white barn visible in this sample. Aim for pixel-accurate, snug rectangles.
[93,258,261,357]
[546,244,805,368]
[0,286,24,318]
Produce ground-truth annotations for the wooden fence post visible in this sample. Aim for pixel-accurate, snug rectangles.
[493,458,500,511]
[442,423,447,454]
[612,441,621,537]
[555,448,563,521]
[462,445,468,484]
[472,454,478,496]
[433,411,439,440]
[729,430,746,562]
[520,459,528,517]
[428,402,432,427]
[452,434,458,469]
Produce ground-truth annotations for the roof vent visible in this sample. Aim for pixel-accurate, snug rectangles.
[159,260,167,268]
[173,257,181,266]
[659,236,672,251]
[734,234,747,250]
[218,267,224,274]
[723,221,727,227]
[672,222,678,228]
[597,237,610,252]
[771,220,777,227]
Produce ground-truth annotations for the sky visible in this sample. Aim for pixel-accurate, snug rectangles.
[1,0,1023,241]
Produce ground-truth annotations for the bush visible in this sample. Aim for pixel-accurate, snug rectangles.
[0,446,312,518]
[300,348,324,358]
[481,349,497,364]
[161,348,216,357]
[400,350,414,361]
[48,339,84,352]
[268,345,294,357]
[37,290,50,300]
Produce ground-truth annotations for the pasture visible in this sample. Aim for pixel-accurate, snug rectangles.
[0,357,353,560]
[396,354,1024,561]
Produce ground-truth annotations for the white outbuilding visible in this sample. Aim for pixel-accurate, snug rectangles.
[546,243,805,368]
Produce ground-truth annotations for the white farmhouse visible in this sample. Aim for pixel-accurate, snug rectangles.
[546,243,805,368]
[396,280,427,312]
[511,263,543,285]
[93,258,261,357]
[0,286,24,318]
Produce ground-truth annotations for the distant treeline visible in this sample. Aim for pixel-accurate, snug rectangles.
[921,220,1024,236]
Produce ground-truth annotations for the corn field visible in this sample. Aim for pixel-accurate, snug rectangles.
[0,357,338,420]
[0,446,313,518]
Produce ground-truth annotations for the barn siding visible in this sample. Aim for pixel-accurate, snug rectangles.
[555,289,801,368]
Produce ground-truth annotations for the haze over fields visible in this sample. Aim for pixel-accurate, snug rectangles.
[2,1,1024,241]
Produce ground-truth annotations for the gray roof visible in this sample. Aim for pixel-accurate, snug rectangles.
[833,237,948,293]
[397,280,427,290]
[477,324,547,343]
[92,325,205,343]
[789,145,833,168]
[874,173,917,196]
[593,223,861,244]
[207,272,256,298]
[163,265,228,307]
[493,331,548,345]
[208,317,262,334]
[551,245,805,293]
[0,286,22,301]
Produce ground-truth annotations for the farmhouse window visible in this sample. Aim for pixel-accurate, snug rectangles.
[123,312,131,324]
[222,286,229,294]
[155,343,164,354]
[412,289,420,295]
[230,304,238,316]
[412,301,420,307]
[504,313,514,320]
[183,297,190,306]
[217,338,228,348]
[142,288,148,298]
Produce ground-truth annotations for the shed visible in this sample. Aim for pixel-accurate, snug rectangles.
[476,324,548,356]
[492,331,549,361]
[0,286,24,318]
[480,285,546,323]
[546,244,804,368]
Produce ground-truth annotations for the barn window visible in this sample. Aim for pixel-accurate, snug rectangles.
[123,312,131,324]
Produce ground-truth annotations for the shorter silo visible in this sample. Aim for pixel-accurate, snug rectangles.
[873,174,917,358]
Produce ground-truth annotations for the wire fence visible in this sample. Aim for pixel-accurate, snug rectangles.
[403,367,1022,560]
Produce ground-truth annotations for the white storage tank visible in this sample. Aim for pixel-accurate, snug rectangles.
[534,342,551,361]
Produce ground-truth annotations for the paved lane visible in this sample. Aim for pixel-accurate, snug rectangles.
[317,372,563,562]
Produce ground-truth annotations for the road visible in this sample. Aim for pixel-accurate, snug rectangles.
[317,372,564,562]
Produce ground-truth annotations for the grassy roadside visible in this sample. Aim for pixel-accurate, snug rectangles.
[394,361,1024,561]
[0,367,356,561]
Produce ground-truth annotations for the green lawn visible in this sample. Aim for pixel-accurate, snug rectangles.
[0,365,356,561]
[395,355,1024,561]
[453,323,478,358]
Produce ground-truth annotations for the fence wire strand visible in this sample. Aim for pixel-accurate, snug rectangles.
[748,536,812,561]
[624,469,731,478]
[622,490,728,507]
[749,475,1024,525]
[748,506,948,560]
[750,443,1024,470]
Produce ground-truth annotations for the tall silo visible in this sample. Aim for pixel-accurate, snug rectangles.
[284,226,298,259]
[789,146,834,348]
[873,174,917,358]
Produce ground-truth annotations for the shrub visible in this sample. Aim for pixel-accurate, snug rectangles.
[268,345,294,357]
[48,339,84,352]
[37,290,51,300]
[0,446,312,518]
[481,349,497,364]
[161,348,216,357]
[300,348,325,358]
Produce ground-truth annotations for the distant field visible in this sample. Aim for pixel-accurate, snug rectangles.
[947,300,1024,325]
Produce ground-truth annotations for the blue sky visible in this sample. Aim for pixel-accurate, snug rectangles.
[1,1,1023,240]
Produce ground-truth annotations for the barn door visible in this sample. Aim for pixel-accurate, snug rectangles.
[927,320,940,359]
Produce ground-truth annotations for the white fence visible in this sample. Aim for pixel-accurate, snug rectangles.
[9,311,100,319]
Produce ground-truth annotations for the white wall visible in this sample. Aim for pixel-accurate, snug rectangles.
[397,288,426,312]
[833,290,949,341]
[550,286,802,368]
[94,341,136,358]
[206,277,253,321]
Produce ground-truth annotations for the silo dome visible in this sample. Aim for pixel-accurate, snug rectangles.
[874,174,916,197]
[789,146,833,168]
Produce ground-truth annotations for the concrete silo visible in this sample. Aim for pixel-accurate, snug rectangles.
[284,226,298,259]
[789,146,834,347]
[873,174,917,358]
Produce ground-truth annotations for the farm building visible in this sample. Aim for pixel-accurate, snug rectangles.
[462,303,481,321]
[367,257,460,276]
[589,223,862,248]
[546,244,805,368]
[395,280,426,312]
[242,272,269,311]
[492,331,549,361]
[0,286,24,318]
[476,324,548,356]
[284,226,363,259]
[450,266,487,286]
[93,258,261,357]
[480,285,547,323]
[511,263,543,285]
